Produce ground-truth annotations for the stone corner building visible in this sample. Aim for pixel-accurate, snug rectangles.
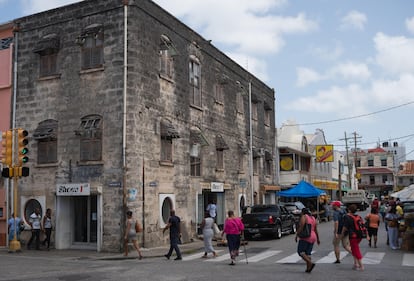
[13,0,276,252]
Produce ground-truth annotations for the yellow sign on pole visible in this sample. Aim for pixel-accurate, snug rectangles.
[315,145,334,162]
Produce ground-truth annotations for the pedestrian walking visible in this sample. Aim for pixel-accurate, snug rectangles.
[206,200,217,221]
[8,213,24,242]
[331,201,351,263]
[163,209,182,260]
[341,204,369,271]
[295,208,320,273]
[200,212,217,258]
[27,208,42,250]
[385,205,401,250]
[365,207,380,248]
[221,210,244,265]
[124,210,143,259]
[42,208,53,250]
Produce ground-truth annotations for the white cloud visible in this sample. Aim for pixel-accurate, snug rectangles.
[340,10,367,30]
[371,73,414,105]
[285,84,369,116]
[296,61,370,87]
[228,52,269,82]
[374,32,414,74]
[296,67,324,87]
[287,72,414,118]
[309,43,344,61]
[154,0,317,81]
[20,0,82,15]
[406,17,414,34]
[330,62,371,81]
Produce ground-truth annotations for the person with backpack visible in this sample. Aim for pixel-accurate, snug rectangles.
[341,204,369,271]
[331,201,351,263]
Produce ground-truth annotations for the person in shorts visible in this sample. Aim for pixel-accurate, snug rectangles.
[331,201,351,263]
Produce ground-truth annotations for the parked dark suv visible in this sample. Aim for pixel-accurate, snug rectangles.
[242,204,297,240]
[280,201,306,223]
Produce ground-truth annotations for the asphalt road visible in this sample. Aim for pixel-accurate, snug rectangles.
[1,210,413,281]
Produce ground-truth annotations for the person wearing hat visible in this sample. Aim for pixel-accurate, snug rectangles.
[331,201,351,263]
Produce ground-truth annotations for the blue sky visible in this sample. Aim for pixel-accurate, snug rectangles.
[1,0,414,161]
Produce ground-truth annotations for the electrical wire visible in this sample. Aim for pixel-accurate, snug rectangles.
[283,100,414,126]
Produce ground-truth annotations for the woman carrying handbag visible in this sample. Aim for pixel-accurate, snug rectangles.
[295,208,320,273]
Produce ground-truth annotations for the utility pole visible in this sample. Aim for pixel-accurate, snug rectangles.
[340,132,351,192]
[338,159,342,201]
[350,132,362,190]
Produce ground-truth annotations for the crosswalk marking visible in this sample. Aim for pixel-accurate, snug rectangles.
[316,251,349,263]
[180,249,413,267]
[205,252,232,262]
[402,253,414,266]
[275,252,302,263]
[246,250,282,263]
[363,252,385,264]
[182,250,224,261]
[275,250,315,263]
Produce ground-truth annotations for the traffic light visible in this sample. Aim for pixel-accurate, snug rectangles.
[1,130,13,166]
[1,167,13,178]
[15,166,29,177]
[17,129,29,165]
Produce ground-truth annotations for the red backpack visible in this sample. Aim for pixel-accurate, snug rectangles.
[348,214,368,239]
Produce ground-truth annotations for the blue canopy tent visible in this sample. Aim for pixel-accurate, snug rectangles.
[278,180,326,220]
[278,180,326,198]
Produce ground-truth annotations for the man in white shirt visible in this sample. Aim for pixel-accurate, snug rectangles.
[27,208,42,250]
[206,200,217,221]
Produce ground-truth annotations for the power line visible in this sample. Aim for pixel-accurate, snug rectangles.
[284,100,414,126]
[330,133,414,147]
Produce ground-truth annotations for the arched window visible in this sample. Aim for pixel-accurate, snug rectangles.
[24,199,42,223]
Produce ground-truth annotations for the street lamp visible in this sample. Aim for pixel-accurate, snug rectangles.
[236,80,254,206]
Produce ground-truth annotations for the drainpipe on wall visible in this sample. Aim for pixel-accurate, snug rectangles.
[122,0,128,247]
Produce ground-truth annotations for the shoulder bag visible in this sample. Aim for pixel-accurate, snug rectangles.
[297,216,311,238]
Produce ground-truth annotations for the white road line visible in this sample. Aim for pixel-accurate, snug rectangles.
[316,251,349,263]
[363,252,385,264]
[245,250,282,263]
[204,250,245,262]
[276,253,302,263]
[276,251,315,264]
[182,250,224,261]
[402,253,414,266]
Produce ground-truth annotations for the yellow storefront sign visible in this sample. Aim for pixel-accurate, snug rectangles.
[315,145,334,162]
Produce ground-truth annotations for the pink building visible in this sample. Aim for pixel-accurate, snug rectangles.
[0,21,14,247]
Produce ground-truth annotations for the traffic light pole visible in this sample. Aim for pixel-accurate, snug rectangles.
[9,173,21,252]
[2,128,29,252]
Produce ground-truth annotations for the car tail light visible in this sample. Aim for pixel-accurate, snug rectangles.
[268,216,275,224]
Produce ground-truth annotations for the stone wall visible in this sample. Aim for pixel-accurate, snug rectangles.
[13,0,276,251]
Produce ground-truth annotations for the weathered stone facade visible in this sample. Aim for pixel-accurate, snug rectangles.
[13,0,276,252]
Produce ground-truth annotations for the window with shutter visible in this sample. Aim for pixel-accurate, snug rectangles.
[34,119,58,164]
[189,58,201,107]
[78,115,102,161]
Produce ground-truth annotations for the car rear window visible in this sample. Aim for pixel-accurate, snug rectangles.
[251,206,279,214]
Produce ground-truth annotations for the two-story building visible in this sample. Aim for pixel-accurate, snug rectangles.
[6,0,276,251]
[349,147,395,198]
[277,120,312,188]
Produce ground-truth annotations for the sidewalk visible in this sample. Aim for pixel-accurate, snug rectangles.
[0,238,208,261]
